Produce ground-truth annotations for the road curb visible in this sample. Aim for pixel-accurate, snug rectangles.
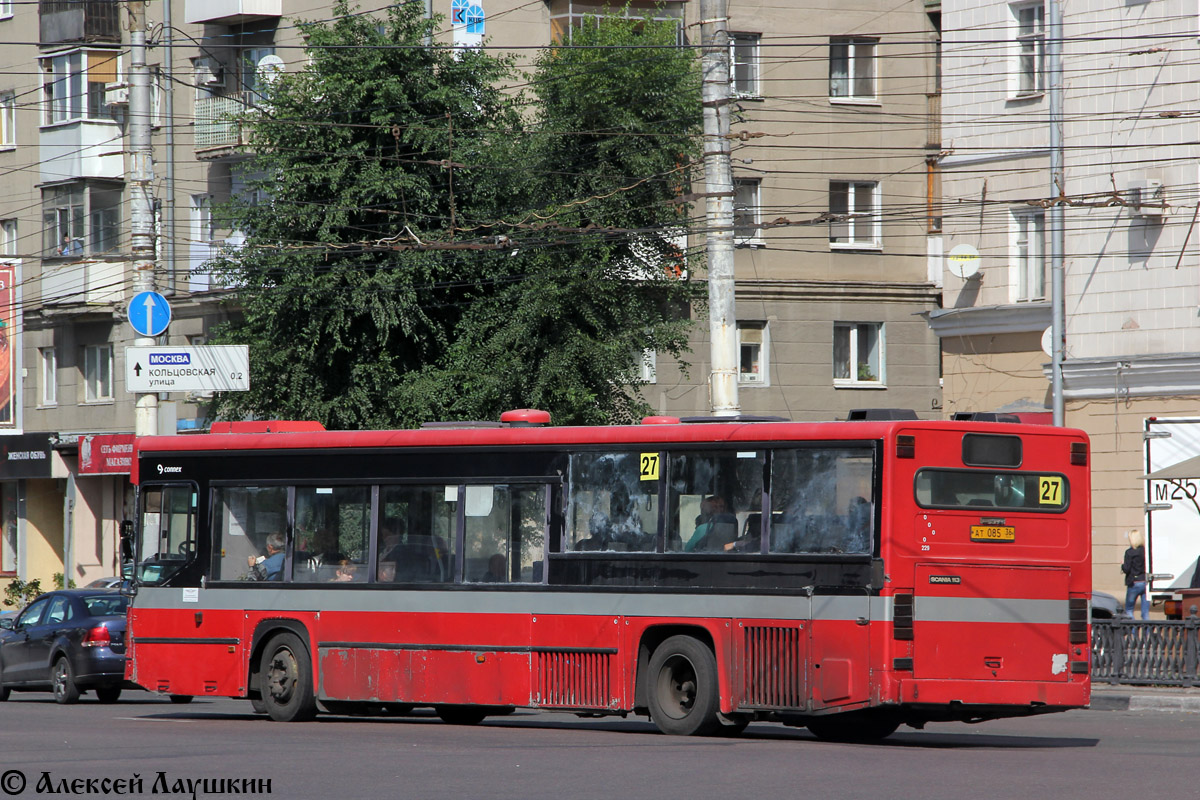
[1090,691,1200,713]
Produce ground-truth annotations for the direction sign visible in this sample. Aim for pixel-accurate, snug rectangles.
[126,346,250,393]
[127,291,172,337]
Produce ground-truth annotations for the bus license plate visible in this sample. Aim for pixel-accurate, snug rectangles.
[970,525,1015,542]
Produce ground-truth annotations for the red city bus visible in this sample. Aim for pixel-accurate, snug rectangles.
[124,411,1091,739]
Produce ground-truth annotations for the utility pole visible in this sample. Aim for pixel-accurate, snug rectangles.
[699,0,740,416]
[1048,0,1065,426]
[129,0,158,437]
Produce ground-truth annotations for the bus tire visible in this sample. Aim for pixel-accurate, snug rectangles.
[436,705,488,725]
[168,694,194,704]
[646,635,720,736]
[250,696,267,714]
[806,710,900,742]
[259,632,317,722]
[95,686,122,703]
[715,712,751,736]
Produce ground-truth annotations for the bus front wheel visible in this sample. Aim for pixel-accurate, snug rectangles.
[259,632,317,722]
[646,635,720,736]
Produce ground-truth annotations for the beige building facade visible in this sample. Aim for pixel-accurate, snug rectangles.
[0,0,943,595]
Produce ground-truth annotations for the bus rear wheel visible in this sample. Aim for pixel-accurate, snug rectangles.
[259,632,317,722]
[436,705,489,725]
[646,635,720,736]
[806,710,900,742]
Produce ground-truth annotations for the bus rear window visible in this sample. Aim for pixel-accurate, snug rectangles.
[915,469,1068,511]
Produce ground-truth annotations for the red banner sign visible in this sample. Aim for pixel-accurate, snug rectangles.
[79,434,135,475]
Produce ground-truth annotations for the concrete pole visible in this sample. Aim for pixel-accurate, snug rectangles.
[1048,0,1065,426]
[129,1,158,437]
[699,0,739,416]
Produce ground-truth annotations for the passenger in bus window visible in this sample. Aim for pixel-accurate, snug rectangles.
[331,560,360,582]
[246,533,285,581]
[842,497,872,554]
[686,496,737,552]
[482,554,507,582]
[377,559,397,582]
[303,527,344,569]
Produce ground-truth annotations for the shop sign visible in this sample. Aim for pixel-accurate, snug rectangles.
[79,434,135,475]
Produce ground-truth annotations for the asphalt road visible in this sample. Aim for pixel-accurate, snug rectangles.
[0,693,1196,800]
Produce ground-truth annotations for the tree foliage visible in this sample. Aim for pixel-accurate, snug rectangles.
[209,1,702,428]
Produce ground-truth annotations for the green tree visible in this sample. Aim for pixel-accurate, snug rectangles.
[210,2,701,428]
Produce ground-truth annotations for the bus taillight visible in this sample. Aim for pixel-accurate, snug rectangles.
[1070,442,1088,466]
[897,435,915,459]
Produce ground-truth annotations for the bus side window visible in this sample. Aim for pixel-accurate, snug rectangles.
[567,453,657,553]
[211,486,288,581]
[770,447,875,555]
[462,484,547,583]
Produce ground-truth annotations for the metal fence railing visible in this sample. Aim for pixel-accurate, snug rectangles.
[1092,617,1200,686]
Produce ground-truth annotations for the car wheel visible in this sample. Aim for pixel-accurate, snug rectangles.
[646,635,721,736]
[259,632,317,722]
[52,656,81,705]
[95,686,122,703]
[0,683,9,702]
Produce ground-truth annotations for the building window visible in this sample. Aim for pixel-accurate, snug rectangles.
[0,0,11,18]
[42,182,121,257]
[84,344,113,402]
[733,178,762,245]
[834,322,884,386]
[829,180,880,248]
[0,219,15,257]
[730,33,760,97]
[240,47,277,106]
[548,0,684,44]
[1013,210,1046,301]
[830,37,876,101]
[738,321,768,384]
[41,49,119,125]
[0,92,14,148]
[40,347,57,407]
[1013,2,1044,96]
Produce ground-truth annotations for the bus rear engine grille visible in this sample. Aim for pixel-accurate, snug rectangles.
[741,626,805,709]
[535,651,613,708]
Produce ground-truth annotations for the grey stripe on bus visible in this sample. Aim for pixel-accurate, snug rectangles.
[133,588,1069,626]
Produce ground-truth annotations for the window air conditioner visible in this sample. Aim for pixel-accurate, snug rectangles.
[1130,180,1166,218]
[104,83,129,106]
[740,372,763,383]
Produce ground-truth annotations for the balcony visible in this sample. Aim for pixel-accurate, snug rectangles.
[39,121,124,183]
[39,0,120,46]
[185,0,281,25]
[41,258,125,306]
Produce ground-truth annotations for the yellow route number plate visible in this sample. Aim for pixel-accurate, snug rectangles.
[970,525,1015,542]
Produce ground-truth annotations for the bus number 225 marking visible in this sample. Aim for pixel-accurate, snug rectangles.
[640,453,660,481]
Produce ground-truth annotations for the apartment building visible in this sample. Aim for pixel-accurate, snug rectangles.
[0,0,942,590]
[932,0,1200,596]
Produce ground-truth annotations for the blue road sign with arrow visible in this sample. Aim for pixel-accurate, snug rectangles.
[128,291,171,337]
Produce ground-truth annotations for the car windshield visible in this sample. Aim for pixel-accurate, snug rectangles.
[83,595,128,617]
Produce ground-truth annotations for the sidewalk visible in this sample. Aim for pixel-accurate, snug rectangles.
[1090,682,1200,712]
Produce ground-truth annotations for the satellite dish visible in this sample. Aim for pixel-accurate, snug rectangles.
[1041,326,1054,358]
[948,243,981,280]
[256,54,285,85]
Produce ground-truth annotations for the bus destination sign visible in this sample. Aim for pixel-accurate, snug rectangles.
[125,345,250,394]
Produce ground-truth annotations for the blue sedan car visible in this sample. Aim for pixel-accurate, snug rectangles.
[0,590,129,704]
